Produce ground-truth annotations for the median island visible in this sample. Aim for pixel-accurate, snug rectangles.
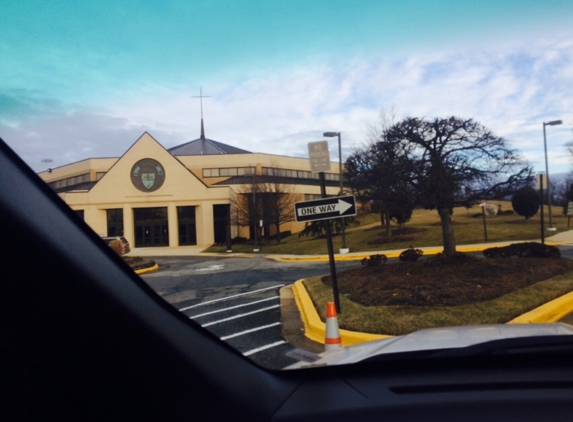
[304,249,573,336]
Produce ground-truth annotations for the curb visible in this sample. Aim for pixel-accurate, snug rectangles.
[293,274,573,346]
[508,289,573,324]
[134,264,159,275]
[292,279,391,346]
[270,241,565,262]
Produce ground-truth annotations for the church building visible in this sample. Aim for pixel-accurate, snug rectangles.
[38,125,342,249]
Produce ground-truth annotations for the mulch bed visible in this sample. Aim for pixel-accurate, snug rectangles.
[123,256,156,271]
[322,255,573,307]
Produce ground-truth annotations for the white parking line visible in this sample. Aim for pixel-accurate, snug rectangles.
[189,296,278,319]
[220,322,281,340]
[179,284,285,311]
[243,340,287,356]
[201,305,280,327]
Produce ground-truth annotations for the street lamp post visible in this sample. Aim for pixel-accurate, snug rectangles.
[323,131,348,253]
[251,173,259,252]
[543,120,563,231]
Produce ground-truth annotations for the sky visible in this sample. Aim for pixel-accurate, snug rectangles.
[1,0,572,175]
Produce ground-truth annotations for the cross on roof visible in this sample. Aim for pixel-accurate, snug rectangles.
[192,88,211,120]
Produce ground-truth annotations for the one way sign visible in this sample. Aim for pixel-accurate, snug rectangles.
[294,195,357,223]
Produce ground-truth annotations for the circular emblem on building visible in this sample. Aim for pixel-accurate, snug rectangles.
[131,159,166,192]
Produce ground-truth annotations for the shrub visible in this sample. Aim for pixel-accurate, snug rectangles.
[511,186,540,220]
[108,239,124,256]
[483,242,560,259]
[399,248,424,262]
[361,254,387,266]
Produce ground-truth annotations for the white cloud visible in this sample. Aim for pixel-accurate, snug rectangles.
[3,34,573,175]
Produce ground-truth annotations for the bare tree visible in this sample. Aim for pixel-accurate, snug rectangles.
[565,130,573,157]
[385,116,532,257]
[230,166,298,243]
[230,175,261,239]
[345,108,416,237]
[259,167,297,243]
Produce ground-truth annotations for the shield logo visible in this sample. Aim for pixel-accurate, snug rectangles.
[131,159,165,192]
[141,173,156,189]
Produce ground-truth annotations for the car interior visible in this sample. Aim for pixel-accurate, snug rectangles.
[2,135,573,421]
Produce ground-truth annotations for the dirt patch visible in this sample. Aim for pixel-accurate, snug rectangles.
[322,255,573,307]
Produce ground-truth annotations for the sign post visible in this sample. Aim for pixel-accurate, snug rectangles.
[537,173,546,244]
[479,201,488,242]
[302,142,354,314]
[308,141,331,173]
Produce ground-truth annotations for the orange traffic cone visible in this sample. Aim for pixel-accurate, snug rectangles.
[325,302,342,351]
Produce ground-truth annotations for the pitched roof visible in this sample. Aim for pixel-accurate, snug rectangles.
[167,137,251,156]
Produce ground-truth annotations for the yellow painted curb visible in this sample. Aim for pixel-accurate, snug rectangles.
[135,264,159,275]
[269,242,565,262]
[292,279,390,346]
[508,290,573,324]
[293,268,573,347]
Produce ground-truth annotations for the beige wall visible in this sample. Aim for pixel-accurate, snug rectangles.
[177,152,341,186]
[40,132,345,248]
[39,158,118,183]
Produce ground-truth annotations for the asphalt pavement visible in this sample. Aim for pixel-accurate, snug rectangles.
[128,230,573,355]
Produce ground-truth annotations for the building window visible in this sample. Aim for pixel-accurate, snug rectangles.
[304,194,323,201]
[178,206,197,246]
[237,167,254,175]
[48,173,90,189]
[74,209,85,220]
[262,167,337,181]
[107,209,124,237]
[133,207,169,247]
[203,167,254,178]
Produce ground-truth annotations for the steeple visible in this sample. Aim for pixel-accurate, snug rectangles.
[193,88,210,140]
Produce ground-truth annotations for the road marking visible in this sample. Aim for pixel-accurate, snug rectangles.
[195,264,225,272]
[201,305,280,327]
[220,322,281,340]
[243,340,287,356]
[178,284,285,311]
[189,296,278,318]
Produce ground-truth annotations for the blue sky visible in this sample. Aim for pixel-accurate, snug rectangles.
[1,0,572,175]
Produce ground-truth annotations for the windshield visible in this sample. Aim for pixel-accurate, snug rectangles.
[2,0,573,370]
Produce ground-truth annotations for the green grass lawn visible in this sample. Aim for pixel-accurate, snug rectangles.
[303,272,573,336]
[205,202,570,254]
